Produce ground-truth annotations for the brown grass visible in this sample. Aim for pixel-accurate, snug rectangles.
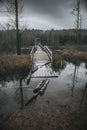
[0,55,31,81]
[53,49,87,66]
[0,55,31,66]
[53,54,66,71]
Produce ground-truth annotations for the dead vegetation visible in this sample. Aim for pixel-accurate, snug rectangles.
[0,49,87,80]
[61,50,87,64]
[0,55,31,81]
[53,54,66,71]
[53,49,87,67]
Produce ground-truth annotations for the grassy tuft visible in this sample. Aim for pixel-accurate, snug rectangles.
[0,55,31,81]
[53,54,66,71]
[53,49,87,67]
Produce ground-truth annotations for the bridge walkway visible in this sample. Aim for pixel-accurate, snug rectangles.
[31,45,58,78]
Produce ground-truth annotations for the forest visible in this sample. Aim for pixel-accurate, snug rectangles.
[0,28,87,54]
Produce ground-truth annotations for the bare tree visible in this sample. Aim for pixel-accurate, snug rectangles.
[80,15,82,30]
[72,0,81,45]
[77,0,80,29]
[1,0,23,55]
[15,0,20,55]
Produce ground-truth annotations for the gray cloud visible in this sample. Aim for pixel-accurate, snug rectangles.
[24,0,75,18]
[81,0,87,9]
[23,0,87,29]
[22,0,77,29]
[0,0,87,29]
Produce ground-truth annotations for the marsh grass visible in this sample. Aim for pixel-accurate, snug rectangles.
[61,50,87,65]
[0,50,87,81]
[53,50,87,68]
[0,55,31,81]
[53,54,66,71]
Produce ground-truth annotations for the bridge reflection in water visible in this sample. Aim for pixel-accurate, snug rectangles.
[31,44,58,78]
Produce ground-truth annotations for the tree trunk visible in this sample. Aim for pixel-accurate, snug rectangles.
[15,0,21,55]
[77,0,80,45]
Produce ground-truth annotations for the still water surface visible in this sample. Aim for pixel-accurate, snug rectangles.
[0,62,87,118]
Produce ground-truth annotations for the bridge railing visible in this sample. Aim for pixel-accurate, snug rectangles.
[38,43,44,50]
[30,43,52,63]
[44,46,52,62]
[30,46,37,61]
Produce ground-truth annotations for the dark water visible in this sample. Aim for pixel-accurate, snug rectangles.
[0,62,87,118]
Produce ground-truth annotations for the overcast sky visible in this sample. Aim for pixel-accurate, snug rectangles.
[0,0,87,30]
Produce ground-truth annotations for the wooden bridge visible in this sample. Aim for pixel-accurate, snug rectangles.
[28,43,58,78]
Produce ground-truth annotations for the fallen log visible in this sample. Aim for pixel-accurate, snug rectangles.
[40,79,49,95]
[25,79,49,106]
[33,79,47,93]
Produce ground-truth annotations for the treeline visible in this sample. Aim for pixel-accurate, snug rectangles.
[0,29,87,54]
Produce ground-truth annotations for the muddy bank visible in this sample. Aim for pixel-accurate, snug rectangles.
[0,96,87,130]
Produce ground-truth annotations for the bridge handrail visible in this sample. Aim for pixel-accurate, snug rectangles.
[30,46,37,61]
[38,43,44,50]
[44,46,52,56]
[30,46,34,55]
[30,44,52,63]
[44,46,52,62]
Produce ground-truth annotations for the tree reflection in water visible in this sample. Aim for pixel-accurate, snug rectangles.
[80,83,87,106]
[72,65,79,97]
[19,78,24,109]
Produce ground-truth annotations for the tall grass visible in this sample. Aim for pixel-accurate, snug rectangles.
[0,55,31,81]
[53,50,87,66]
[53,54,66,71]
[61,50,87,65]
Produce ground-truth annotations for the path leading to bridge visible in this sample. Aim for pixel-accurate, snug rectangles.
[31,45,58,78]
